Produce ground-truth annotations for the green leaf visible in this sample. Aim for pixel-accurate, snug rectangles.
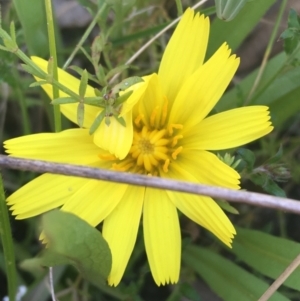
[250,173,286,197]
[21,210,112,286]
[236,148,256,171]
[21,64,45,78]
[51,97,78,105]
[265,145,283,164]
[183,245,289,301]
[12,0,48,56]
[179,283,201,301]
[287,9,300,29]
[232,227,300,291]
[29,81,48,88]
[215,199,239,214]
[89,109,106,134]
[283,35,299,55]
[79,69,88,98]
[77,102,85,127]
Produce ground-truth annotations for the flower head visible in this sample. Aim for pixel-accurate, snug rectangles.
[4,8,273,286]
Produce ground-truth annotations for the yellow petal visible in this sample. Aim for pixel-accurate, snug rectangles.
[61,180,128,227]
[103,186,144,286]
[7,174,87,219]
[119,74,152,116]
[143,188,181,285]
[93,111,133,160]
[169,43,239,130]
[168,191,235,247]
[171,150,240,189]
[183,106,273,150]
[31,56,98,128]
[137,73,167,129]
[158,8,209,103]
[167,163,236,247]
[4,129,101,165]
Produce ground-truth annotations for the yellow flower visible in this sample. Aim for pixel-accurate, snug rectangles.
[4,8,273,286]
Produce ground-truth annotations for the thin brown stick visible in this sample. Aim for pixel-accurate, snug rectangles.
[258,254,300,301]
[1,155,299,214]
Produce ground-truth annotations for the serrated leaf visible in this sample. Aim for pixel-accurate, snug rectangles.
[21,210,112,286]
[183,245,289,301]
[232,227,300,291]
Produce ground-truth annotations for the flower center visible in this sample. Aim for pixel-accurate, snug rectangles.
[111,100,183,176]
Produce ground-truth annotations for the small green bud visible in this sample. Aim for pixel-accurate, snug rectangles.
[215,0,250,21]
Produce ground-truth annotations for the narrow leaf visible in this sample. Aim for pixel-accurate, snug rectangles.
[183,245,289,301]
[232,227,300,291]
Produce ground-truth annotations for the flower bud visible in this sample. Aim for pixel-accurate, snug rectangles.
[215,0,250,21]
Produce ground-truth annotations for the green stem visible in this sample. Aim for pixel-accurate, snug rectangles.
[244,0,288,105]
[175,0,183,16]
[63,2,108,70]
[45,0,61,132]
[0,174,17,301]
[14,48,81,101]
[12,66,31,135]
